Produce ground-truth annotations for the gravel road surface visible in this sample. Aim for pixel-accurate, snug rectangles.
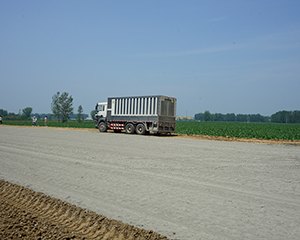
[1,126,300,239]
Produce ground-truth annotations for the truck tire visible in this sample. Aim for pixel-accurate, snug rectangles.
[136,123,146,135]
[98,122,107,132]
[125,123,135,134]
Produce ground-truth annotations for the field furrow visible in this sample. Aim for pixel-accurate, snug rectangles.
[0,180,170,240]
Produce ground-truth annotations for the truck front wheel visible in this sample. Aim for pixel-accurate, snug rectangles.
[136,123,146,135]
[98,122,107,132]
[125,123,135,134]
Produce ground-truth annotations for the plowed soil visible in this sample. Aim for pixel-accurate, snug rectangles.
[0,180,170,240]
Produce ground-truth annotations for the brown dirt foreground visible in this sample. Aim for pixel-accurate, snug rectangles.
[0,180,171,240]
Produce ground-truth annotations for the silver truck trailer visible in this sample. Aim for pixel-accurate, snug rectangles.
[95,95,177,134]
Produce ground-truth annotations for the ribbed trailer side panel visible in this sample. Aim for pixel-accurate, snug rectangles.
[107,96,161,121]
[110,96,159,116]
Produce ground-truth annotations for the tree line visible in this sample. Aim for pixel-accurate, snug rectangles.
[270,110,300,123]
[1,92,94,123]
[194,110,300,123]
[0,107,38,121]
[2,93,299,124]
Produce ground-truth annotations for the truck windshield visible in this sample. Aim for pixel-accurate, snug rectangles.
[97,105,105,112]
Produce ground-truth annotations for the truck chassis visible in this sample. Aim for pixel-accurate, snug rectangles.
[97,119,175,135]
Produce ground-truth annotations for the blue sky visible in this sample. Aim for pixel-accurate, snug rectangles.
[1,0,299,117]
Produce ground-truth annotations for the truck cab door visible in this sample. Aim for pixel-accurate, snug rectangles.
[96,103,107,118]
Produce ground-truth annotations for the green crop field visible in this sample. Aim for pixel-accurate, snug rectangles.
[175,121,300,140]
[2,120,300,140]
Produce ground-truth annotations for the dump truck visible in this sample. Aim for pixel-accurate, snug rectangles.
[95,95,177,134]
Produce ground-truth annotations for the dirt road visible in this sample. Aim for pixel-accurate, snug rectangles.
[1,126,300,239]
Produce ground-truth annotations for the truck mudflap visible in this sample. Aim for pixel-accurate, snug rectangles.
[158,121,176,132]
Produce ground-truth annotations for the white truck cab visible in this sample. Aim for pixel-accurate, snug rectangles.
[95,102,107,118]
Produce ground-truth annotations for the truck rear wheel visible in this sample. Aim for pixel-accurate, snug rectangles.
[98,122,107,132]
[125,123,135,134]
[136,123,146,135]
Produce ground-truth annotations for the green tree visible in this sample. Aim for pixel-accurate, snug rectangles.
[271,111,290,123]
[194,113,203,121]
[0,109,8,117]
[214,113,224,121]
[236,114,247,122]
[51,92,61,121]
[204,110,211,122]
[59,92,73,122]
[22,107,33,120]
[6,112,17,120]
[90,110,96,120]
[271,110,300,123]
[77,105,84,123]
[225,113,235,122]
[292,111,300,123]
[51,92,73,122]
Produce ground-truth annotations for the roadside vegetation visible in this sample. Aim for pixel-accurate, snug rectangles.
[175,121,300,140]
